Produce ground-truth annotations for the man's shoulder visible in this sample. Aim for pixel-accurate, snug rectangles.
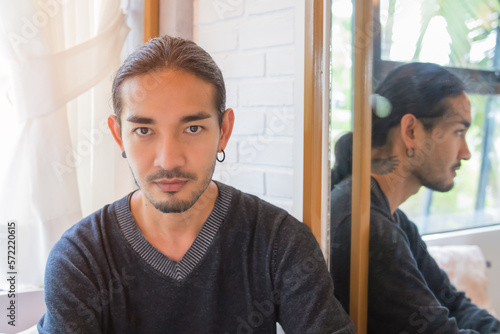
[331,177,353,201]
[219,182,297,221]
[69,194,126,233]
[217,182,306,236]
[51,193,130,258]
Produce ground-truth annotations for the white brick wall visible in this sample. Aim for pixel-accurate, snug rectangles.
[213,53,265,79]
[267,48,295,76]
[239,14,294,49]
[246,0,295,14]
[195,0,298,214]
[196,22,238,52]
[239,80,294,107]
[266,169,294,197]
[232,109,265,135]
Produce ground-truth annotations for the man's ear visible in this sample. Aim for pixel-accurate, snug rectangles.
[400,113,419,149]
[108,115,125,152]
[218,108,235,151]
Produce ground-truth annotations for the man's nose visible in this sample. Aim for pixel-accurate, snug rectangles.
[154,136,185,170]
[460,138,471,161]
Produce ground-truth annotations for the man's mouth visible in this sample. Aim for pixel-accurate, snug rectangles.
[154,179,188,192]
[451,163,461,176]
[146,168,197,193]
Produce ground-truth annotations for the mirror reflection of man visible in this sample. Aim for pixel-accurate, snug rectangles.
[38,35,354,334]
[330,63,500,333]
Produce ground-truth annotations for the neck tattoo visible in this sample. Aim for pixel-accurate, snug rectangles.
[371,155,399,175]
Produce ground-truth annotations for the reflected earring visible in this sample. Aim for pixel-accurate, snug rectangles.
[216,149,225,163]
[406,148,415,158]
[122,151,127,159]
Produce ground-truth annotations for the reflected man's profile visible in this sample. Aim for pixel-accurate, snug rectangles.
[330,62,500,333]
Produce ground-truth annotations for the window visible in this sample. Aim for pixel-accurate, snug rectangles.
[330,0,500,234]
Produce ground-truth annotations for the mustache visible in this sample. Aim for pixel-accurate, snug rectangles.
[452,163,461,169]
[146,168,197,182]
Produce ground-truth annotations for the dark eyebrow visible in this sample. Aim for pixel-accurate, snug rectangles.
[126,115,156,125]
[180,111,213,123]
[459,120,471,128]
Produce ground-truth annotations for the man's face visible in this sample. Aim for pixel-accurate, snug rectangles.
[413,93,472,192]
[111,69,231,213]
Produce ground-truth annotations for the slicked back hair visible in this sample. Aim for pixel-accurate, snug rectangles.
[112,35,226,126]
[371,62,465,148]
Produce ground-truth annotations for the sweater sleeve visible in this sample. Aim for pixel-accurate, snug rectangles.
[366,210,499,334]
[37,236,104,334]
[399,212,500,334]
[271,217,355,334]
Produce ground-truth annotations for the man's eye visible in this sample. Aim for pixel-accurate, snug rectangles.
[134,127,152,136]
[186,125,202,134]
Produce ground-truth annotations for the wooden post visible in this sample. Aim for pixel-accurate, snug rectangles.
[350,0,373,333]
[303,0,325,245]
[144,0,159,42]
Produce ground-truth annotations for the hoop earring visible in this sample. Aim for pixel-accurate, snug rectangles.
[122,151,127,159]
[217,149,225,163]
[406,148,415,158]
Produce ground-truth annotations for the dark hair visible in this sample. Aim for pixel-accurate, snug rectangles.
[112,35,226,125]
[331,62,465,189]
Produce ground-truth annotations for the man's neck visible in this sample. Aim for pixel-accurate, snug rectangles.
[371,161,421,216]
[130,181,219,262]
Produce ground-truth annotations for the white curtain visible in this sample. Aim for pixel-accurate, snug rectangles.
[0,0,134,288]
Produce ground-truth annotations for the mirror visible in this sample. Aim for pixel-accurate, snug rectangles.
[329,0,500,249]
[329,0,500,331]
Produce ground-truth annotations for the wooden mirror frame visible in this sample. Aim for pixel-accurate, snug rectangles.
[304,0,373,332]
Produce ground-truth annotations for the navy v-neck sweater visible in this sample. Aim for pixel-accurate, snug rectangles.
[39,182,353,333]
[330,176,500,334]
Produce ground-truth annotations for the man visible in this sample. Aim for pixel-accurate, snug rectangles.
[330,62,500,333]
[38,35,354,333]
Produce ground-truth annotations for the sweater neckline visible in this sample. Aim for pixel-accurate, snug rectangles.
[369,177,398,222]
[114,183,232,281]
